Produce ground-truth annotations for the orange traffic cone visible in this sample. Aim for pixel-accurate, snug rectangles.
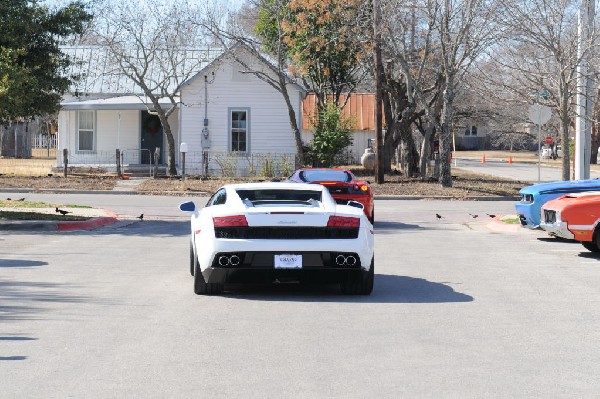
[482,154,486,164]
[508,156,513,165]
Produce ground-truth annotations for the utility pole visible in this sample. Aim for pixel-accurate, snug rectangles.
[373,0,385,184]
[575,0,595,180]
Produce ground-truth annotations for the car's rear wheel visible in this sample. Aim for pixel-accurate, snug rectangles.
[341,257,374,295]
[584,226,600,253]
[193,256,224,295]
[189,239,195,276]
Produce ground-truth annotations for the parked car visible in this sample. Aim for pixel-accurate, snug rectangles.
[540,191,600,240]
[180,182,375,295]
[515,179,600,228]
[539,191,600,252]
[287,168,374,224]
[540,145,562,159]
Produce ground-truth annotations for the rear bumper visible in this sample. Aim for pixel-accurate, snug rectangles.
[203,250,367,284]
[203,266,364,285]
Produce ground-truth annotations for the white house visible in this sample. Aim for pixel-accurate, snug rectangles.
[57,45,304,176]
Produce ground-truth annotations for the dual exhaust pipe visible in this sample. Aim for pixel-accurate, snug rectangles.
[218,253,356,267]
[218,254,240,266]
[335,254,357,266]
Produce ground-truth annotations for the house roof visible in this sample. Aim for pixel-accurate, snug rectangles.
[60,43,305,110]
[180,42,305,93]
[62,46,222,95]
[60,95,177,110]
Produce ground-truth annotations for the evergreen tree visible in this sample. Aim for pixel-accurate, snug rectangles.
[0,1,91,121]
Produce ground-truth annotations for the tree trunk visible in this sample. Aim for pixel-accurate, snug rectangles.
[383,135,393,171]
[560,87,571,180]
[591,120,599,165]
[591,88,600,165]
[439,78,454,187]
[279,75,304,167]
[419,123,435,178]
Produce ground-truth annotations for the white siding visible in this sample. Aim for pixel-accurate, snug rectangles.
[97,110,139,151]
[57,108,179,165]
[180,49,301,158]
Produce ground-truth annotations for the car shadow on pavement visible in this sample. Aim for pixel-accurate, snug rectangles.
[224,274,473,304]
[577,252,600,260]
[0,280,99,322]
[374,221,427,236]
[536,236,580,244]
[0,259,48,268]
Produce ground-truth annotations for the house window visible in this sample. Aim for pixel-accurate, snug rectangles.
[77,110,95,151]
[464,125,478,136]
[230,109,249,152]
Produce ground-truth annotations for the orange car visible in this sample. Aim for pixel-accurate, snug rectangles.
[287,168,374,224]
[540,191,600,252]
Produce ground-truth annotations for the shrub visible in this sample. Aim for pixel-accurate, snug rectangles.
[311,102,353,167]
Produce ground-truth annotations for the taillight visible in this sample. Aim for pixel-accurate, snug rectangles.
[352,184,369,193]
[327,215,360,228]
[213,215,248,227]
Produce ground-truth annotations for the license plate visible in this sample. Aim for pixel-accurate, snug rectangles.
[274,254,302,269]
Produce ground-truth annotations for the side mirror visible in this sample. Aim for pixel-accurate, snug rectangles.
[179,201,196,212]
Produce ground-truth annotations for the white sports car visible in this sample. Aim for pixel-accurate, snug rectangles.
[179,182,375,295]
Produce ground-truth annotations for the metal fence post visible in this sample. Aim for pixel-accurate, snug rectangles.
[63,148,68,177]
[153,147,160,178]
[116,149,121,176]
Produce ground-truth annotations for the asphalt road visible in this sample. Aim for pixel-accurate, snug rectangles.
[2,193,600,398]
[454,157,600,183]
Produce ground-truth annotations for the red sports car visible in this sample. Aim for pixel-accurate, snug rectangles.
[288,168,374,224]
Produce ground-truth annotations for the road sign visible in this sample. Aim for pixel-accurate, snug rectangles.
[530,91,550,98]
[529,104,552,125]
[545,136,552,144]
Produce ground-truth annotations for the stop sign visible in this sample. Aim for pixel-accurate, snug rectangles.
[546,136,552,144]
[529,103,552,125]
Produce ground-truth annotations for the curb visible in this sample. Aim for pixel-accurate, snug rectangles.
[57,209,119,231]
[486,216,522,233]
[0,209,119,232]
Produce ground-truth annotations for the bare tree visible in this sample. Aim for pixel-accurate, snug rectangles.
[379,0,442,178]
[377,0,501,186]
[92,0,207,176]
[485,0,599,180]
[434,0,504,186]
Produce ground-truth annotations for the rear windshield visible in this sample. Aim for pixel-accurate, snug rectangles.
[236,189,322,205]
[299,169,352,183]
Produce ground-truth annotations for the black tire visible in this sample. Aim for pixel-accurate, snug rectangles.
[189,239,195,276]
[583,226,600,253]
[341,257,374,295]
[193,256,224,295]
[582,241,600,252]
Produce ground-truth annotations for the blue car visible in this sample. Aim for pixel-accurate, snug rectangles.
[516,179,600,228]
